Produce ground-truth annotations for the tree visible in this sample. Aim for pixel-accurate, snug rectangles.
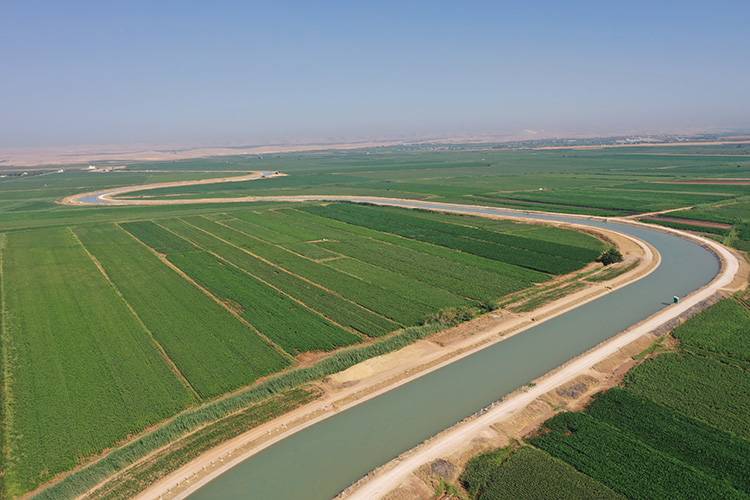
[598,247,623,265]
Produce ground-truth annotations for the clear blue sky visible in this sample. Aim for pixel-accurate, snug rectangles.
[2,1,748,147]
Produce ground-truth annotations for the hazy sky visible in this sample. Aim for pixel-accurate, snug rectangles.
[2,1,749,148]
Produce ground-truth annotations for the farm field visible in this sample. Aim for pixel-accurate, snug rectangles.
[657,199,750,251]
[2,145,748,249]
[0,144,747,498]
[461,446,623,500]
[73,224,290,398]
[460,295,750,499]
[1,228,194,495]
[101,144,749,251]
[0,179,606,497]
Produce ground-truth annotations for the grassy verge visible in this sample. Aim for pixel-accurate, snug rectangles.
[584,260,639,282]
[88,388,318,499]
[512,282,587,312]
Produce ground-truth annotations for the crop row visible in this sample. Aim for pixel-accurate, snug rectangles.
[351,204,606,258]
[324,256,467,309]
[470,194,623,216]
[530,412,744,499]
[302,203,599,274]
[646,218,730,236]
[188,215,438,324]
[623,352,750,440]
[317,236,531,301]
[617,181,750,195]
[587,388,750,493]
[500,188,729,213]
[398,207,605,252]
[3,228,192,495]
[75,224,289,398]
[461,446,622,500]
[121,221,361,355]
[227,209,535,301]
[202,211,472,309]
[122,219,196,254]
[187,215,465,312]
[671,298,750,364]
[156,217,397,336]
[668,206,745,224]
[232,209,331,244]
[279,208,549,282]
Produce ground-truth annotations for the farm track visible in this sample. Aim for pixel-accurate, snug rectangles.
[59,172,741,499]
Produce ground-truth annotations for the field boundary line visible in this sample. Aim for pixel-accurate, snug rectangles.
[278,210,484,302]
[0,234,13,497]
[131,222,295,364]
[172,217,367,341]
[68,227,202,401]
[209,217,406,327]
[285,206,548,286]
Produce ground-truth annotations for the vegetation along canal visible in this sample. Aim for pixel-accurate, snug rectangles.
[186,199,720,499]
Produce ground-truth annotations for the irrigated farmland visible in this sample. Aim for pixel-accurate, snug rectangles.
[461,295,750,499]
[73,224,290,398]
[5,144,745,499]
[121,221,362,355]
[461,446,622,500]
[303,204,600,274]
[0,202,602,497]
[2,228,193,495]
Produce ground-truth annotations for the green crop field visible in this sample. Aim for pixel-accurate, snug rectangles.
[530,412,744,499]
[587,389,750,493]
[0,157,608,496]
[671,298,750,365]
[303,204,600,274]
[73,224,290,397]
[121,220,363,355]
[461,446,622,500]
[2,228,193,495]
[624,352,750,440]
[111,145,749,250]
[462,296,750,499]
[1,144,748,498]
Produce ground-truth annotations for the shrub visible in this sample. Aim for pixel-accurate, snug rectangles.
[597,247,623,265]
